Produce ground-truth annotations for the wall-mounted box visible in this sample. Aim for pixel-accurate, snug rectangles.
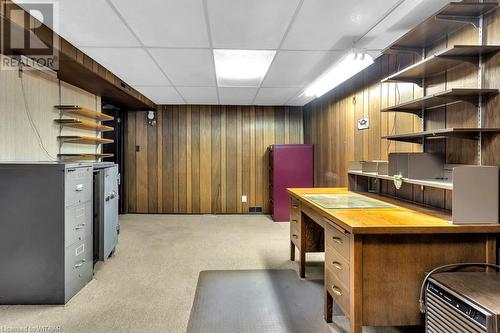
[452,166,499,224]
[388,153,445,179]
[348,160,388,174]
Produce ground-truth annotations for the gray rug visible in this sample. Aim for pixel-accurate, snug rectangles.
[186,269,335,333]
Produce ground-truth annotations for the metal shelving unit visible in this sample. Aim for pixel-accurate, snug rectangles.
[381,88,498,116]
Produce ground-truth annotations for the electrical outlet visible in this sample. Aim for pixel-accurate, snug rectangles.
[241,195,247,203]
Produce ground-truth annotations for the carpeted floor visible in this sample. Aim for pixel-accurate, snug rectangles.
[0,214,327,333]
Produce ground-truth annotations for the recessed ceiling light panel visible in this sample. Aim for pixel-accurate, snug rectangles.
[213,49,276,87]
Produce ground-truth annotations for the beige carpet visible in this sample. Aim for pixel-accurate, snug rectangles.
[0,214,326,333]
[1,214,416,333]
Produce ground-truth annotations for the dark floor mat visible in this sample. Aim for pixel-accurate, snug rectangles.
[186,269,334,333]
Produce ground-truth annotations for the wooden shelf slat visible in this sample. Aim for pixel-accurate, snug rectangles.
[382,128,500,143]
[386,2,498,51]
[54,105,114,121]
[54,118,114,132]
[381,45,500,85]
[58,136,114,145]
[58,153,114,161]
[348,170,453,190]
[381,88,499,116]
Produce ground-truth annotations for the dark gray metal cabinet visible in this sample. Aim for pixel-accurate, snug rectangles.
[0,162,93,304]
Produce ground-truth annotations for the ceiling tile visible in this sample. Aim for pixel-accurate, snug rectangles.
[149,49,216,86]
[254,87,302,105]
[219,87,258,105]
[22,0,140,47]
[81,48,170,86]
[282,0,400,50]
[262,51,342,88]
[133,86,184,104]
[207,0,300,49]
[177,87,218,104]
[110,0,209,47]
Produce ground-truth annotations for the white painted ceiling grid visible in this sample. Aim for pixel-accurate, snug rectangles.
[14,0,452,106]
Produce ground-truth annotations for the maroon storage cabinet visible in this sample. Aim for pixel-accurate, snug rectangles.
[268,144,313,222]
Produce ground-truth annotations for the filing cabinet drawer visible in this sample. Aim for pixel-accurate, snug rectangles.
[65,202,92,247]
[325,245,350,289]
[325,267,350,317]
[65,238,93,302]
[65,167,92,207]
[325,222,350,260]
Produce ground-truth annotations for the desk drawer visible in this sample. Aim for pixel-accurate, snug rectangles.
[325,222,350,260]
[290,197,300,217]
[290,222,301,249]
[326,266,350,317]
[325,245,350,289]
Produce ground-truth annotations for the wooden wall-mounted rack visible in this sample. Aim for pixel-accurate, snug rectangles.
[385,2,499,52]
[381,88,498,116]
[351,1,500,208]
[382,45,500,85]
[382,128,500,143]
[55,105,115,161]
[54,118,114,132]
[54,105,114,121]
[57,136,114,145]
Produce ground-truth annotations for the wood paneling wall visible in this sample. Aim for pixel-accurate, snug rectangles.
[304,9,500,210]
[125,105,303,214]
[0,54,101,161]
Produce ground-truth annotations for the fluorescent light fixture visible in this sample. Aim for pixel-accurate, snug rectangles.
[213,49,276,87]
[305,51,374,98]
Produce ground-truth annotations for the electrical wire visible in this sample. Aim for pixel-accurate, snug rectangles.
[19,67,57,161]
[418,262,500,314]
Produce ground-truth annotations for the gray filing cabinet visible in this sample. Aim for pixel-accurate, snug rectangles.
[0,162,93,304]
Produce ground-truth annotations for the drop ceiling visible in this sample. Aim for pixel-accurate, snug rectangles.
[15,0,450,106]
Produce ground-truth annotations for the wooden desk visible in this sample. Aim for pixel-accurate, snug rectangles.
[288,187,500,333]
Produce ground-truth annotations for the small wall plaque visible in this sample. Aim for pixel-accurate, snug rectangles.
[357,117,369,130]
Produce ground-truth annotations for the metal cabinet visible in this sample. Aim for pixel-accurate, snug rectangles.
[0,162,93,304]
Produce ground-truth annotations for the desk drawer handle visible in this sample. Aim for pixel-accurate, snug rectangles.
[75,223,86,230]
[292,205,299,209]
[292,219,298,224]
[332,261,342,270]
[75,184,84,192]
[332,237,343,244]
[331,286,343,296]
[292,234,298,239]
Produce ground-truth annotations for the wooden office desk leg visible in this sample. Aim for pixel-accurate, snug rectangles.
[486,235,497,272]
[299,249,306,278]
[350,236,363,333]
[290,241,295,261]
[324,288,333,322]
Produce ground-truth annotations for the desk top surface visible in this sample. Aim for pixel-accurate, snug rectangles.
[288,188,500,234]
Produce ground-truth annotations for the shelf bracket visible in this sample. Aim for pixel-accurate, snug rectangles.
[388,46,423,57]
[453,95,481,107]
[386,78,425,86]
[438,55,478,66]
[435,14,480,28]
